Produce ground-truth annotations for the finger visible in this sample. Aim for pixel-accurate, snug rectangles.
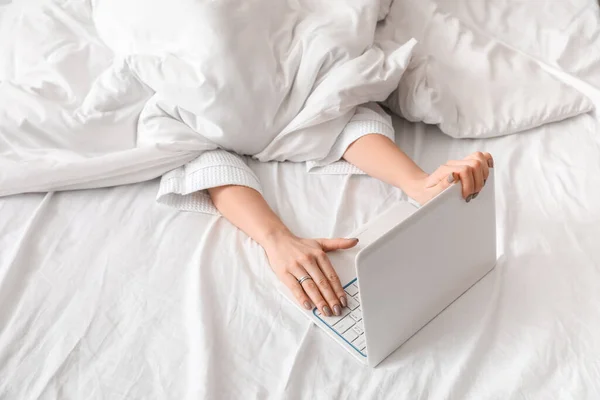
[426,164,457,190]
[483,152,494,168]
[280,272,313,311]
[466,152,489,183]
[464,158,484,194]
[456,164,476,200]
[292,265,330,316]
[316,238,359,252]
[315,251,347,308]
[447,157,484,182]
[302,257,342,316]
[444,162,477,200]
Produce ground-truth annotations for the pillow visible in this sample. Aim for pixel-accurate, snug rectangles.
[92,0,415,159]
[377,0,594,138]
[378,0,393,21]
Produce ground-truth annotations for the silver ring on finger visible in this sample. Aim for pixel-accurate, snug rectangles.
[297,275,313,285]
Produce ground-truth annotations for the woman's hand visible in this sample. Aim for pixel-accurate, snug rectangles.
[208,185,358,317]
[262,231,359,317]
[408,151,494,205]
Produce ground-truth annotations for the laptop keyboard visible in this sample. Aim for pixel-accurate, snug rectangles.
[315,282,366,355]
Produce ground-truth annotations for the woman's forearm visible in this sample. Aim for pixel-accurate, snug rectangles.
[208,185,291,248]
[210,184,358,316]
[342,133,427,198]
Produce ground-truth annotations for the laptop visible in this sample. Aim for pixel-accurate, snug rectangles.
[278,170,497,367]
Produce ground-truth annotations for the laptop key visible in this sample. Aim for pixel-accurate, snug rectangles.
[353,334,366,351]
[345,284,359,297]
[342,327,359,343]
[346,295,360,310]
[349,309,362,322]
[352,320,364,336]
[333,316,356,334]
[318,307,351,325]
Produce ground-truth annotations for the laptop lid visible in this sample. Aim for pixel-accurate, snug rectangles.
[356,171,497,367]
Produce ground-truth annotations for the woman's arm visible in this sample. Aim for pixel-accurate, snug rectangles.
[208,185,357,317]
[342,134,493,204]
[209,185,290,247]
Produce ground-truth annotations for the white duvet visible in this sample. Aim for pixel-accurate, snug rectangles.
[0,0,594,204]
[0,0,414,201]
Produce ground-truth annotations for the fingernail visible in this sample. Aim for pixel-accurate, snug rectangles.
[351,238,359,242]
[447,173,455,183]
[488,159,494,168]
[323,306,332,317]
[340,296,348,308]
[466,194,473,203]
[333,305,341,316]
[472,192,479,199]
[304,301,312,310]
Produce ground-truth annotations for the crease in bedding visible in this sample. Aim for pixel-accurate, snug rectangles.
[3,0,600,399]
[379,0,595,139]
[0,0,415,211]
[0,0,594,215]
[431,0,600,91]
[3,97,600,399]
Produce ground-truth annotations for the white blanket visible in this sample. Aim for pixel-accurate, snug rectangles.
[0,0,594,203]
[0,0,413,199]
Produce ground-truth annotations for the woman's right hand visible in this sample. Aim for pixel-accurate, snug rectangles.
[261,231,359,317]
[408,151,494,205]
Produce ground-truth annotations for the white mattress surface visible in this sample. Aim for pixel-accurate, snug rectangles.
[3,103,600,398]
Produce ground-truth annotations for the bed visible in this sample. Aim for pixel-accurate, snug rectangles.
[2,0,600,399]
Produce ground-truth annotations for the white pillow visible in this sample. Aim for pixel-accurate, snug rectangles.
[92,0,416,160]
[378,0,594,138]
[378,0,393,21]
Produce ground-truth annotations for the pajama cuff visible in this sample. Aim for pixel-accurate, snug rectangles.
[157,104,394,214]
[156,150,262,215]
[307,103,395,175]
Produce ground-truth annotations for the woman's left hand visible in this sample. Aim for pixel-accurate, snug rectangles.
[409,151,494,205]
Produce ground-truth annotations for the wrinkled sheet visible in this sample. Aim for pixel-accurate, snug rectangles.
[3,98,600,399]
[3,1,600,400]
[0,0,413,197]
[0,0,594,201]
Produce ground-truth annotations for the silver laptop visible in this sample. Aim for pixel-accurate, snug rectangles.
[278,170,497,367]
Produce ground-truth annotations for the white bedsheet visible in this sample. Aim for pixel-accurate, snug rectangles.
[3,97,600,398]
[3,1,600,400]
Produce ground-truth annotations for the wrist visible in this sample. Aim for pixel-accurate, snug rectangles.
[257,226,294,251]
[396,171,428,200]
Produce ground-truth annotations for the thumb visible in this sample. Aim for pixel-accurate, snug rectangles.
[419,170,456,205]
[426,168,456,191]
[439,171,457,190]
[316,238,359,252]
